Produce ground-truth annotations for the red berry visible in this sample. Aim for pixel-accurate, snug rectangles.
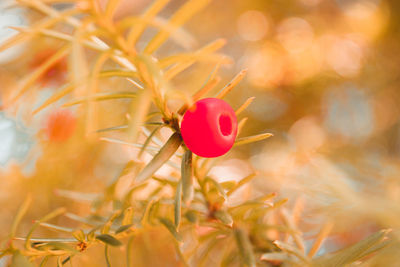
[46,109,76,142]
[180,98,238,158]
[30,49,67,87]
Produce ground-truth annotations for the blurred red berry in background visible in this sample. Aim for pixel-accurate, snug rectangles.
[46,109,76,143]
[30,49,67,87]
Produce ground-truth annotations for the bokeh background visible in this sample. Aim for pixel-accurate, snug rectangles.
[0,0,400,265]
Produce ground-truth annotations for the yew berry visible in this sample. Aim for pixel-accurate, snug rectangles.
[46,109,77,143]
[30,49,67,86]
[180,98,238,158]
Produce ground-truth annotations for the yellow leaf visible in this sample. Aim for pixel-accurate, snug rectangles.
[234,133,273,147]
[216,69,247,99]
[143,0,212,54]
[127,0,171,47]
[0,8,78,53]
[236,97,255,115]
[164,39,227,81]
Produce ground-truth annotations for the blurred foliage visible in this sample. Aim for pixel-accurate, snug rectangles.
[0,0,399,266]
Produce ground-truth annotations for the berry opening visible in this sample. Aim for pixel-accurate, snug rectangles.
[219,114,232,136]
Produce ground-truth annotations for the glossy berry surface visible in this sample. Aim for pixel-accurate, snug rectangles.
[180,98,238,158]
[46,109,77,143]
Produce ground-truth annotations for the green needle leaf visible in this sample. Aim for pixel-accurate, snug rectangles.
[115,224,134,234]
[234,228,256,267]
[273,240,310,264]
[96,234,123,247]
[143,0,212,54]
[139,124,164,158]
[63,92,137,107]
[39,222,77,234]
[72,230,86,242]
[136,132,182,183]
[159,218,183,242]
[216,69,247,99]
[36,242,78,253]
[214,210,233,226]
[174,181,182,229]
[14,237,77,243]
[226,173,257,196]
[312,229,391,267]
[105,245,111,267]
[32,83,75,115]
[181,150,193,204]
[11,195,32,238]
[25,207,66,250]
[204,177,227,201]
